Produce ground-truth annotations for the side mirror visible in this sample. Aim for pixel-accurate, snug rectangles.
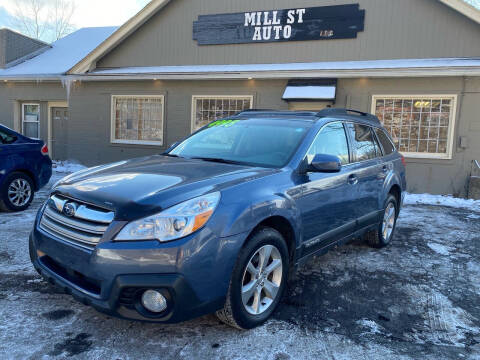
[308,154,342,173]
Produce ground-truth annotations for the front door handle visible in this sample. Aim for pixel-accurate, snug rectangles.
[348,174,358,185]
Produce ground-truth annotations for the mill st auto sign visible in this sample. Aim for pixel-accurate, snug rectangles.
[193,4,365,45]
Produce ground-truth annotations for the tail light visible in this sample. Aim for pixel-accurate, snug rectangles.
[400,154,406,167]
[41,144,49,156]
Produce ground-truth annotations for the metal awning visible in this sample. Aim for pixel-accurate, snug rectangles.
[282,79,337,101]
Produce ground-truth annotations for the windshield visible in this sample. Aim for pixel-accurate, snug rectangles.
[169,119,312,168]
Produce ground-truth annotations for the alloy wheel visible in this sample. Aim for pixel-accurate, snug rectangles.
[241,244,283,315]
[7,178,32,207]
[382,202,396,242]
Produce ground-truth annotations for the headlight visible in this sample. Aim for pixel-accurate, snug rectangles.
[115,192,221,242]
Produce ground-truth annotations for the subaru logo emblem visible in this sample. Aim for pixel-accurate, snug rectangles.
[63,202,77,217]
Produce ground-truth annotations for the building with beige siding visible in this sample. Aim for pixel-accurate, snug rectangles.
[0,0,479,196]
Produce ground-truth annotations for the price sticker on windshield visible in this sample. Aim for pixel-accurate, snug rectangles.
[208,120,240,128]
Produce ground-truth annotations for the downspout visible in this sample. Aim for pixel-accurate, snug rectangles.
[453,76,467,196]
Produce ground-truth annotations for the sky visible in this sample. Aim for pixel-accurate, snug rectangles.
[0,0,150,41]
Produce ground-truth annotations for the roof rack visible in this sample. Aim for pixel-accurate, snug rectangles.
[236,109,318,117]
[316,108,380,123]
[237,109,276,113]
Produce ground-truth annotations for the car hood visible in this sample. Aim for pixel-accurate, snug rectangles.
[53,155,277,220]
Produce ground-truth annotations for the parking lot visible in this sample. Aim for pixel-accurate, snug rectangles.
[1,169,480,360]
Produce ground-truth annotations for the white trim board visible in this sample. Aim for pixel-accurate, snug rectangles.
[110,95,165,146]
[21,103,41,140]
[438,0,480,25]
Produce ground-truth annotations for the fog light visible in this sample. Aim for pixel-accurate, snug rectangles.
[141,290,167,313]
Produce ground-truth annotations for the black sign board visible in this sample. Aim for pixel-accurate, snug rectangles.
[193,4,365,45]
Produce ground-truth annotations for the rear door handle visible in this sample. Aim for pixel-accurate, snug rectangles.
[382,165,389,173]
[348,174,358,185]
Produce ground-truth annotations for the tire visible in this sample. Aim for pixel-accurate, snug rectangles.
[0,172,35,212]
[365,194,398,248]
[216,227,289,329]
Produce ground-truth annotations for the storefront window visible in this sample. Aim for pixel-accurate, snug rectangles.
[22,104,40,139]
[111,96,164,145]
[192,96,253,131]
[372,95,456,158]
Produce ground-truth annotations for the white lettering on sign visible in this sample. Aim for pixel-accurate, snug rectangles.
[272,11,281,25]
[253,27,261,41]
[287,10,295,24]
[296,9,306,23]
[244,12,256,26]
[244,8,306,41]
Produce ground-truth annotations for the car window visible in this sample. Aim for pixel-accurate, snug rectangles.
[306,122,349,165]
[0,128,16,144]
[345,123,377,162]
[170,119,312,168]
[375,128,395,155]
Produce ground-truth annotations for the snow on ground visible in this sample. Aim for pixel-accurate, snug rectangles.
[404,192,480,211]
[0,164,480,359]
[52,160,87,174]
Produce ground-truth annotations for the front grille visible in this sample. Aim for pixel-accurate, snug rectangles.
[40,194,114,250]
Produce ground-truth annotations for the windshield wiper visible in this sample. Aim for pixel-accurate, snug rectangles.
[190,157,245,165]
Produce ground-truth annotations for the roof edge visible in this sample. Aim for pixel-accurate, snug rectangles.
[3,66,478,81]
[67,0,171,74]
[438,0,480,24]
[76,67,480,79]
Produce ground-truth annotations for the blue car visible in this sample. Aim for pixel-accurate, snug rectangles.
[29,109,406,329]
[0,124,52,212]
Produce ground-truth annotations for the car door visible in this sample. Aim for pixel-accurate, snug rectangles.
[296,121,358,256]
[344,123,385,229]
[0,128,15,185]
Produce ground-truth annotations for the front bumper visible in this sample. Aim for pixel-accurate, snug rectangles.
[29,213,247,322]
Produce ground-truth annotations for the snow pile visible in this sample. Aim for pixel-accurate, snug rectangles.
[404,192,480,211]
[52,160,87,174]
[356,319,384,335]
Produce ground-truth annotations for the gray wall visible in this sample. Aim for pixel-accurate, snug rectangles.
[1,77,479,196]
[65,79,288,165]
[97,0,480,69]
[0,81,66,142]
[55,77,480,196]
